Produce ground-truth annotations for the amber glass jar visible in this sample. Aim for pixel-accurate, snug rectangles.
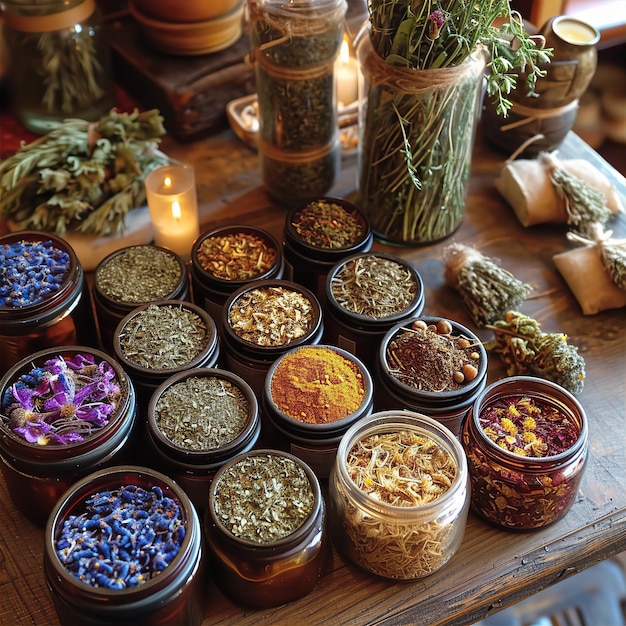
[190,224,284,324]
[146,368,260,515]
[221,279,324,396]
[461,376,589,530]
[329,410,469,580]
[93,245,190,353]
[324,252,424,372]
[44,466,205,626]
[113,300,219,412]
[0,346,136,525]
[0,231,96,377]
[262,344,374,477]
[375,316,488,436]
[205,449,328,608]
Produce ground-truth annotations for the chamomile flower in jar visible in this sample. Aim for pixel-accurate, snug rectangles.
[329,410,469,580]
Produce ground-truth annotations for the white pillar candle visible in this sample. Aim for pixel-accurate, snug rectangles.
[145,164,200,259]
[335,39,358,107]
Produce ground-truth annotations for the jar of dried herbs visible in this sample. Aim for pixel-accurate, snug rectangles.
[324,252,424,372]
[262,344,373,477]
[190,224,284,324]
[0,231,96,377]
[461,376,589,530]
[44,466,206,626]
[146,368,260,514]
[2,0,115,134]
[283,197,373,301]
[221,279,324,396]
[112,301,219,412]
[93,245,190,353]
[329,410,469,580]
[0,346,136,525]
[376,316,488,437]
[206,450,329,608]
[248,0,347,206]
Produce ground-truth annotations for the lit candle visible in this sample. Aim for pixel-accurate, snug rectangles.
[145,164,200,259]
[335,38,358,107]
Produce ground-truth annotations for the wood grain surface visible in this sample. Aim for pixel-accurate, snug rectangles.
[0,126,624,626]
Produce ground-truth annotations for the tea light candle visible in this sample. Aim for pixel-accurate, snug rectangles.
[335,38,358,107]
[145,164,200,259]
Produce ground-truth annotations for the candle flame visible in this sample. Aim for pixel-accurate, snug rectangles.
[164,176,172,188]
[339,39,350,64]
[171,201,181,221]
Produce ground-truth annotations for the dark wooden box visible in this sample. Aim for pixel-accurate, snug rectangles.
[104,15,255,141]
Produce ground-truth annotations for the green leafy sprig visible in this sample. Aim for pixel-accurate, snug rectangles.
[0,109,169,237]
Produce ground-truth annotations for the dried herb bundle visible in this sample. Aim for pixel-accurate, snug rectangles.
[0,109,169,236]
[443,243,532,326]
[486,311,585,394]
[540,153,611,231]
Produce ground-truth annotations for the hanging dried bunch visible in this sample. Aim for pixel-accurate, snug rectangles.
[443,243,532,326]
[540,153,612,231]
[485,311,585,394]
[0,109,169,237]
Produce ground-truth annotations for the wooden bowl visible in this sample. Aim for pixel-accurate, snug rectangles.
[129,0,244,56]
[132,0,241,23]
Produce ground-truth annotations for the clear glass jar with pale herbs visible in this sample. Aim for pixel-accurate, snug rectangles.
[248,0,347,206]
[2,0,116,134]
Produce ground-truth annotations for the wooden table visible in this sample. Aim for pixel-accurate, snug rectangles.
[1,124,625,626]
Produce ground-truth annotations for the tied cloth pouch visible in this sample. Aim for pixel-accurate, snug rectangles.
[495,154,624,227]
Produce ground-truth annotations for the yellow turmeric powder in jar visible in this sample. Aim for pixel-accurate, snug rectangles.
[270,346,366,424]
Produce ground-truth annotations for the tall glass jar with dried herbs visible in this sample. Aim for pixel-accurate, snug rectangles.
[461,376,589,530]
[206,449,329,608]
[146,368,260,515]
[0,231,96,377]
[0,346,136,525]
[323,252,425,372]
[93,245,190,353]
[283,197,373,301]
[2,0,116,134]
[190,224,284,324]
[248,0,347,206]
[329,410,469,580]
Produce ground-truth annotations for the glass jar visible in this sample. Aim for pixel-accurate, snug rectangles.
[112,300,220,413]
[221,279,324,397]
[146,368,260,515]
[0,346,136,525]
[283,197,373,302]
[43,465,205,626]
[2,0,116,134]
[93,245,190,354]
[323,252,424,372]
[0,231,96,377]
[205,449,329,608]
[461,376,589,530]
[262,344,373,478]
[329,410,469,580]
[375,316,488,436]
[248,0,347,206]
[190,224,284,324]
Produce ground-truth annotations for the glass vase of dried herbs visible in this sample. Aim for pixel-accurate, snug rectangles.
[2,0,116,134]
[461,376,588,530]
[248,0,347,206]
[329,410,469,580]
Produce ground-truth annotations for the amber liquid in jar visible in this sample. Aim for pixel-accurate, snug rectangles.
[461,376,588,530]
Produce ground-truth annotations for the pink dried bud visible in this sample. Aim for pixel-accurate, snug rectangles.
[428,10,445,39]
